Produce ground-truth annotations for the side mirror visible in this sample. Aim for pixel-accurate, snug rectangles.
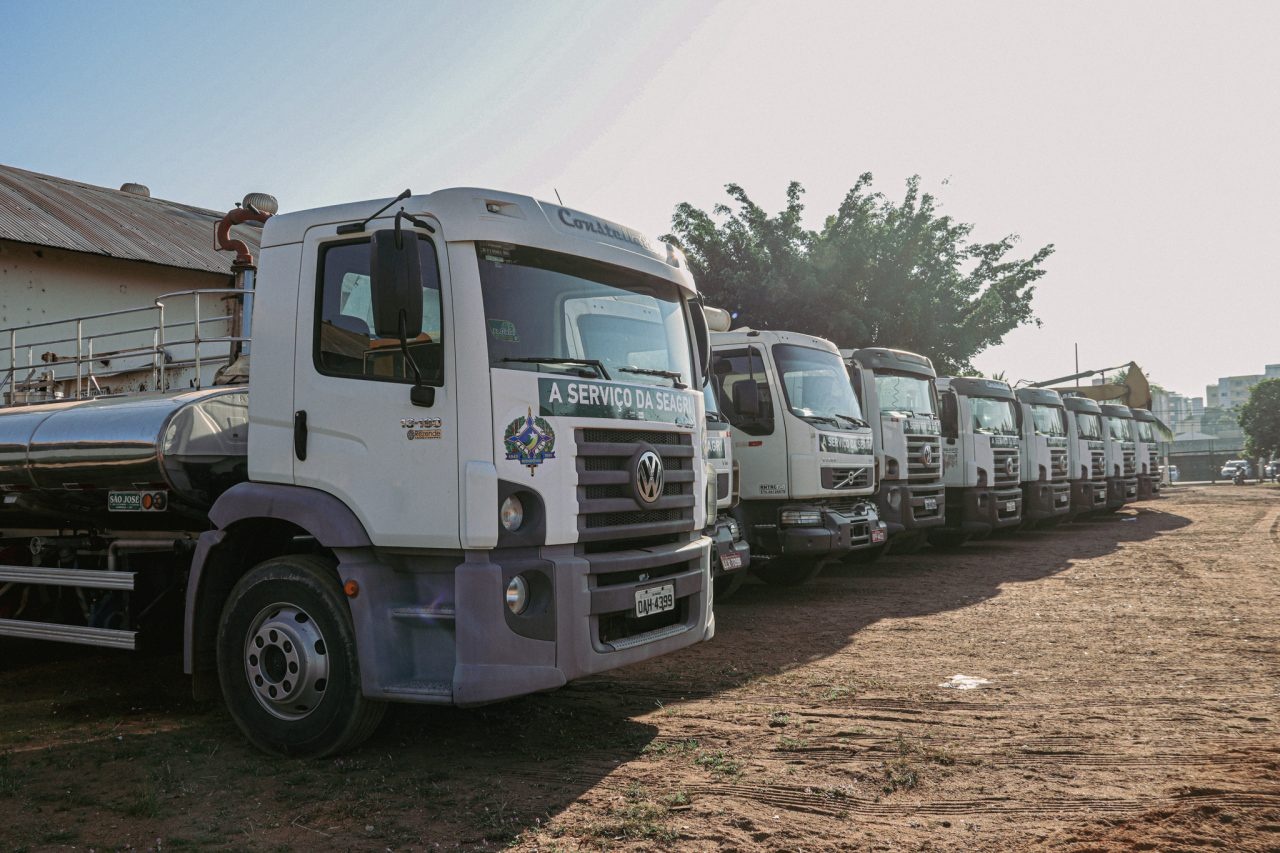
[940,392,959,439]
[731,379,761,418]
[369,230,423,339]
[692,301,712,387]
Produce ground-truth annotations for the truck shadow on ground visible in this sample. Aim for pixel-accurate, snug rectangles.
[0,503,1193,849]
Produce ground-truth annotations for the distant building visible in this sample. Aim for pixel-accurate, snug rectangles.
[1206,365,1280,411]
[0,163,262,402]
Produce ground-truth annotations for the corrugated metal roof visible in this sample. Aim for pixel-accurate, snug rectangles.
[0,163,261,275]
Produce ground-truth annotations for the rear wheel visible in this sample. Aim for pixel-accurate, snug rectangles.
[216,554,386,757]
[752,555,830,587]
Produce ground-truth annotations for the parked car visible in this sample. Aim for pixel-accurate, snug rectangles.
[1221,460,1252,479]
[1167,465,1180,483]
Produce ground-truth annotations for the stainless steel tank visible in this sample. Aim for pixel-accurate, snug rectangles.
[0,388,248,531]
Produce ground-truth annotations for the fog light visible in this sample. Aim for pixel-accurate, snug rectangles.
[500,494,524,531]
[780,509,822,526]
[887,487,902,509]
[505,575,529,615]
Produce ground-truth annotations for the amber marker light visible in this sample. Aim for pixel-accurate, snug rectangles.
[343,580,360,598]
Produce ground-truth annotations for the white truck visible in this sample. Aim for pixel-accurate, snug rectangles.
[1131,408,1162,499]
[931,376,1023,546]
[702,379,751,598]
[843,347,945,555]
[0,188,716,756]
[1099,403,1139,510]
[1014,387,1072,526]
[708,326,886,585]
[1063,395,1109,515]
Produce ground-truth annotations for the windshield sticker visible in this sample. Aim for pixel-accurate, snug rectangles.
[504,408,557,475]
[539,378,695,427]
[488,319,520,343]
[401,417,443,440]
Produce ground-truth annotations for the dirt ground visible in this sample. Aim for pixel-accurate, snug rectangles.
[1,484,1278,852]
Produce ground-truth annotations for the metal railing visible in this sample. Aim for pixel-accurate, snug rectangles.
[1,287,251,407]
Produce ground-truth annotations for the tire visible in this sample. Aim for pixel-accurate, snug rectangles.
[713,572,745,602]
[752,555,830,587]
[926,530,969,550]
[844,544,887,565]
[216,554,387,758]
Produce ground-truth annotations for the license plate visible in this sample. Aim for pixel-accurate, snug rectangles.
[1056,494,1069,504]
[1004,501,1016,513]
[923,497,938,511]
[635,584,675,618]
[720,551,743,571]
[871,527,887,544]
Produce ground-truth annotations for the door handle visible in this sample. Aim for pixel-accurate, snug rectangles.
[294,410,308,461]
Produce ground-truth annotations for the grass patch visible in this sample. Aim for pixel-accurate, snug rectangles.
[585,785,678,843]
[694,749,742,778]
[643,737,700,756]
[778,735,809,750]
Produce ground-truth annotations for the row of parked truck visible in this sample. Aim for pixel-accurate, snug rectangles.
[700,321,1163,596]
[0,187,1161,757]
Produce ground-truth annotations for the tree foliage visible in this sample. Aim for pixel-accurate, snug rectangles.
[667,175,1054,373]
[1239,378,1280,459]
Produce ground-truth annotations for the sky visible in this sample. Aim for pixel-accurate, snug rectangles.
[4,0,1277,401]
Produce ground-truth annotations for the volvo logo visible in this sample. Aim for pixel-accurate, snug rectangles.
[919,444,934,467]
[633,448,665,505]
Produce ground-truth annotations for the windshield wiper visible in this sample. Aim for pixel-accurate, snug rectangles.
[834,413,870,429]
[796,412,841,427]
[618,366,686,389]
[500,357,611,380]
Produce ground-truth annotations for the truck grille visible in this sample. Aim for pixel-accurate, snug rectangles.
[821,466,871,490]
[993,447,1020,487]
[575,428,696,542]
[589,543,702,649]
[910,484,945,520]
[906,434,942,480]
[1122,444,1136,477]
[1090,450,1105,479]
[1050,448,1069,483]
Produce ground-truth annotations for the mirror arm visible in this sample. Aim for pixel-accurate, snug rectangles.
[398,310,436,408]
[394,209,437,247]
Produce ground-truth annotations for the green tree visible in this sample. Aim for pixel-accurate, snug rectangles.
[1239,379,1280,459]
[1200,406,1239,437]
[667,175,1054,373]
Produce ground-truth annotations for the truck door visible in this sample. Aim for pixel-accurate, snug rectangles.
[292,223,461,548]
[712,346,788,498]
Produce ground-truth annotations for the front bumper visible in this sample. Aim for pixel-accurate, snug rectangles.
[944,486,1023,535]
[1136,474,1161,500]
[710,515,751,578]
[1106,476,1139,508]
[1022,480,1072,522]
[1070,478,1108,514]
[875,480,945,536]
[753,504,887,558]
[340,536,714,708]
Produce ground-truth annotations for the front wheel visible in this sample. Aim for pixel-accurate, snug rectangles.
[216,554,387,758]
[752,555,830,587]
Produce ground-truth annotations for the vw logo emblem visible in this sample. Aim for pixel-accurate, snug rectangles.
[633,448,665,505]
[919,444,934,467]
[1005,456,1018,478]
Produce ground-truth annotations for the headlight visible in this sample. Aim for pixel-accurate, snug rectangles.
[780,509,822,526]
[505,575,529,615]
[500,494,524,531]
[706,475,718,512]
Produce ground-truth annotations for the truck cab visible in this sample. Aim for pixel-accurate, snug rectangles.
[844,347,944,551]
[931,376,1023,545]
[0,188,717,756]
[1131,408,1162,499]
[1014,387,1072,526]
[1063,395,1108,515]
[1099,403,1139,509]
[710,327,886,586]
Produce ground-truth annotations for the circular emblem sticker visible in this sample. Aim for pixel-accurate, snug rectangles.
[504,408,556,476]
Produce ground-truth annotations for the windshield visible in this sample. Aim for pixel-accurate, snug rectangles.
[1076,412,1102,439]
[971,396,1018,435]
[477,242,693,388]
[772,344,864,423]
[1136,420,1155,442]
[874,371,936,416]
[1106,416,1131,441]
[1030,404,1066,437]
